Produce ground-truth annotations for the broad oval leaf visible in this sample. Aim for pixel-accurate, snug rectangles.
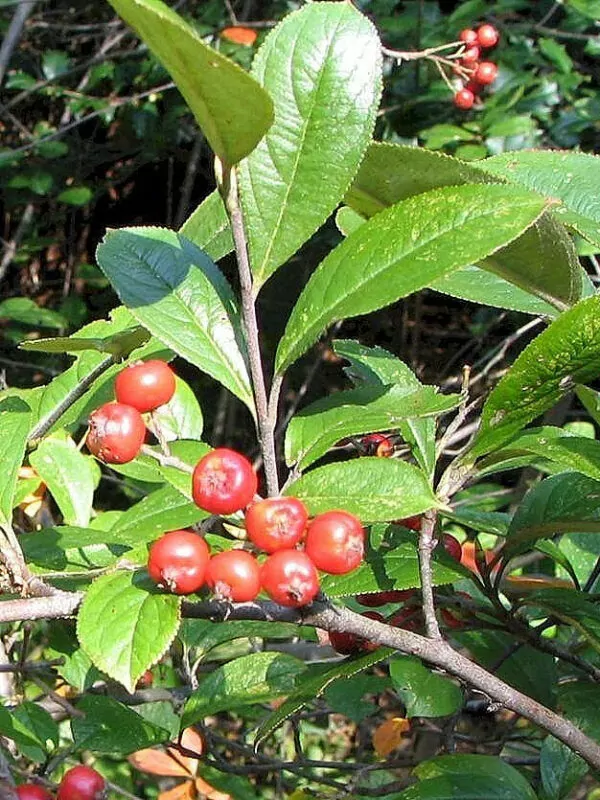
[238,1,382,287]
[471,296,600,456]
[77,571,181,692]
[0,397,31,524]
[276,185,547,373]
[285,458,438,522]
[179,190,233,262]
[285,384,459,470]
[72,694,170,754]
[475,149,600,248]
[21,526,128,574]
[107,0,273,165]
[389,656,462,718]
[96,227,254,413]
[182,652,306,728]
[30,434,96,527]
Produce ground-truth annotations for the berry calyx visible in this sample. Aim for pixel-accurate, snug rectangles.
[86,402,146,464]
[245,496,308,553]
[147,530,210,595]
[114,359,176,413]
[304,510,365,575]
[57,766,105,800]
[477,24,499,49]
[205,550,261,602]
[459,28,478,45]
[453,88,475,110]
[260,549,320,608]
[442,533,462,563]
[356,589,416,607]
[16,785,54,800]
[328,611,384,655]
[473,61,498,85]
[192,448,257,515]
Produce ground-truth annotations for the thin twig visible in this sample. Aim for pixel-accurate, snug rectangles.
[419,510,442,639]
[140,444,193,474]
[0,0,37,85]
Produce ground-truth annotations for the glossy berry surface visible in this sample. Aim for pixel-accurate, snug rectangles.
[442,533,462,563]
[461,45,480,64]
[245,497,308,553]
[148,530,210,595]
[192,448,257,515]
[473,61,498,85]
[477,24,499,49]
[16,785,54,800]
[459,28,478,44]
[86,402,146,464]
[114,359,176,413]
[206,550,261,602]
[356,589,416,607]
[57,766,105,800]
[398,515,422,532]
[329,611,383,655]
[260,549,319,608]
[453,88,475,110]
[305,510,364,575]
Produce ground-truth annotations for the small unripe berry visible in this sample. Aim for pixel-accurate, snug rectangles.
[477,24,499,49]
[473,61,498,85]
[453,88,475,110]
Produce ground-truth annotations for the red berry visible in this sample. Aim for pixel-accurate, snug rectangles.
[477,24,499,49]
[473,61,498,85]
[57,766,105,800]
[388,605,422,633]
[86,402,146,464]
[459,28,478,45]
[16,786,53,800]
[147,530,210,595]
[245,497,308,553]
[461,45,480,64]
[357,589,416,607]
[440,592,472,629]
[442,533,462,563]
[362,433,393,457]
[114,360,176,413]
[305,510,365,575]
[453,88,475,110]
[397,515,422,532]
[329,611,384,655]
[192,448,257,515]
[206,550,261,602]
[260,549,320,607]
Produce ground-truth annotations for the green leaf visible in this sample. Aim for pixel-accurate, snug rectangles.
[57,186,93,206]
[406,754,538,800]
[521,587,600,654]
[475,150,600,249]
[321,524,465,597]
[96,227,254,412]
[154,439,211,498]
[30,434,96,526]
[146,376,203,442]
[566,0,600,19]
[540,734,587,800]
[390,656,462,718]
[46,623,104,691]
[325,674,389,722]
[107,0,273,165]
[344,144,581,312]
[471,296,600,456]
[539,38,573,73]
[180,619,300,657]
[238,1,382,287]
[77,571,181,692]
[182,652,306,728]
[285,384,459,470]
[276,185,547,373]
[0,297,67,329]
[109,484,208,546]
[254,648,392,746]
[20,325,150,355]
[0,703,58,762]
[20,526,128,573]
[0,397,31,524]
[179,190,233,261]
[286,458,438,522]
[504,473,600,557]
[332,339,436,478]
[72,694,170,754]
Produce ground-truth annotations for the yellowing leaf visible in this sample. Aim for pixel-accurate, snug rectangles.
[372,716,410,758]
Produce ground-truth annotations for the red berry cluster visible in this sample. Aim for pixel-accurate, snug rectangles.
[16,766,105,800]
[148,447,366,607]
[86,359,176,464]
[453,24,500,110]
[328,526,463,655]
